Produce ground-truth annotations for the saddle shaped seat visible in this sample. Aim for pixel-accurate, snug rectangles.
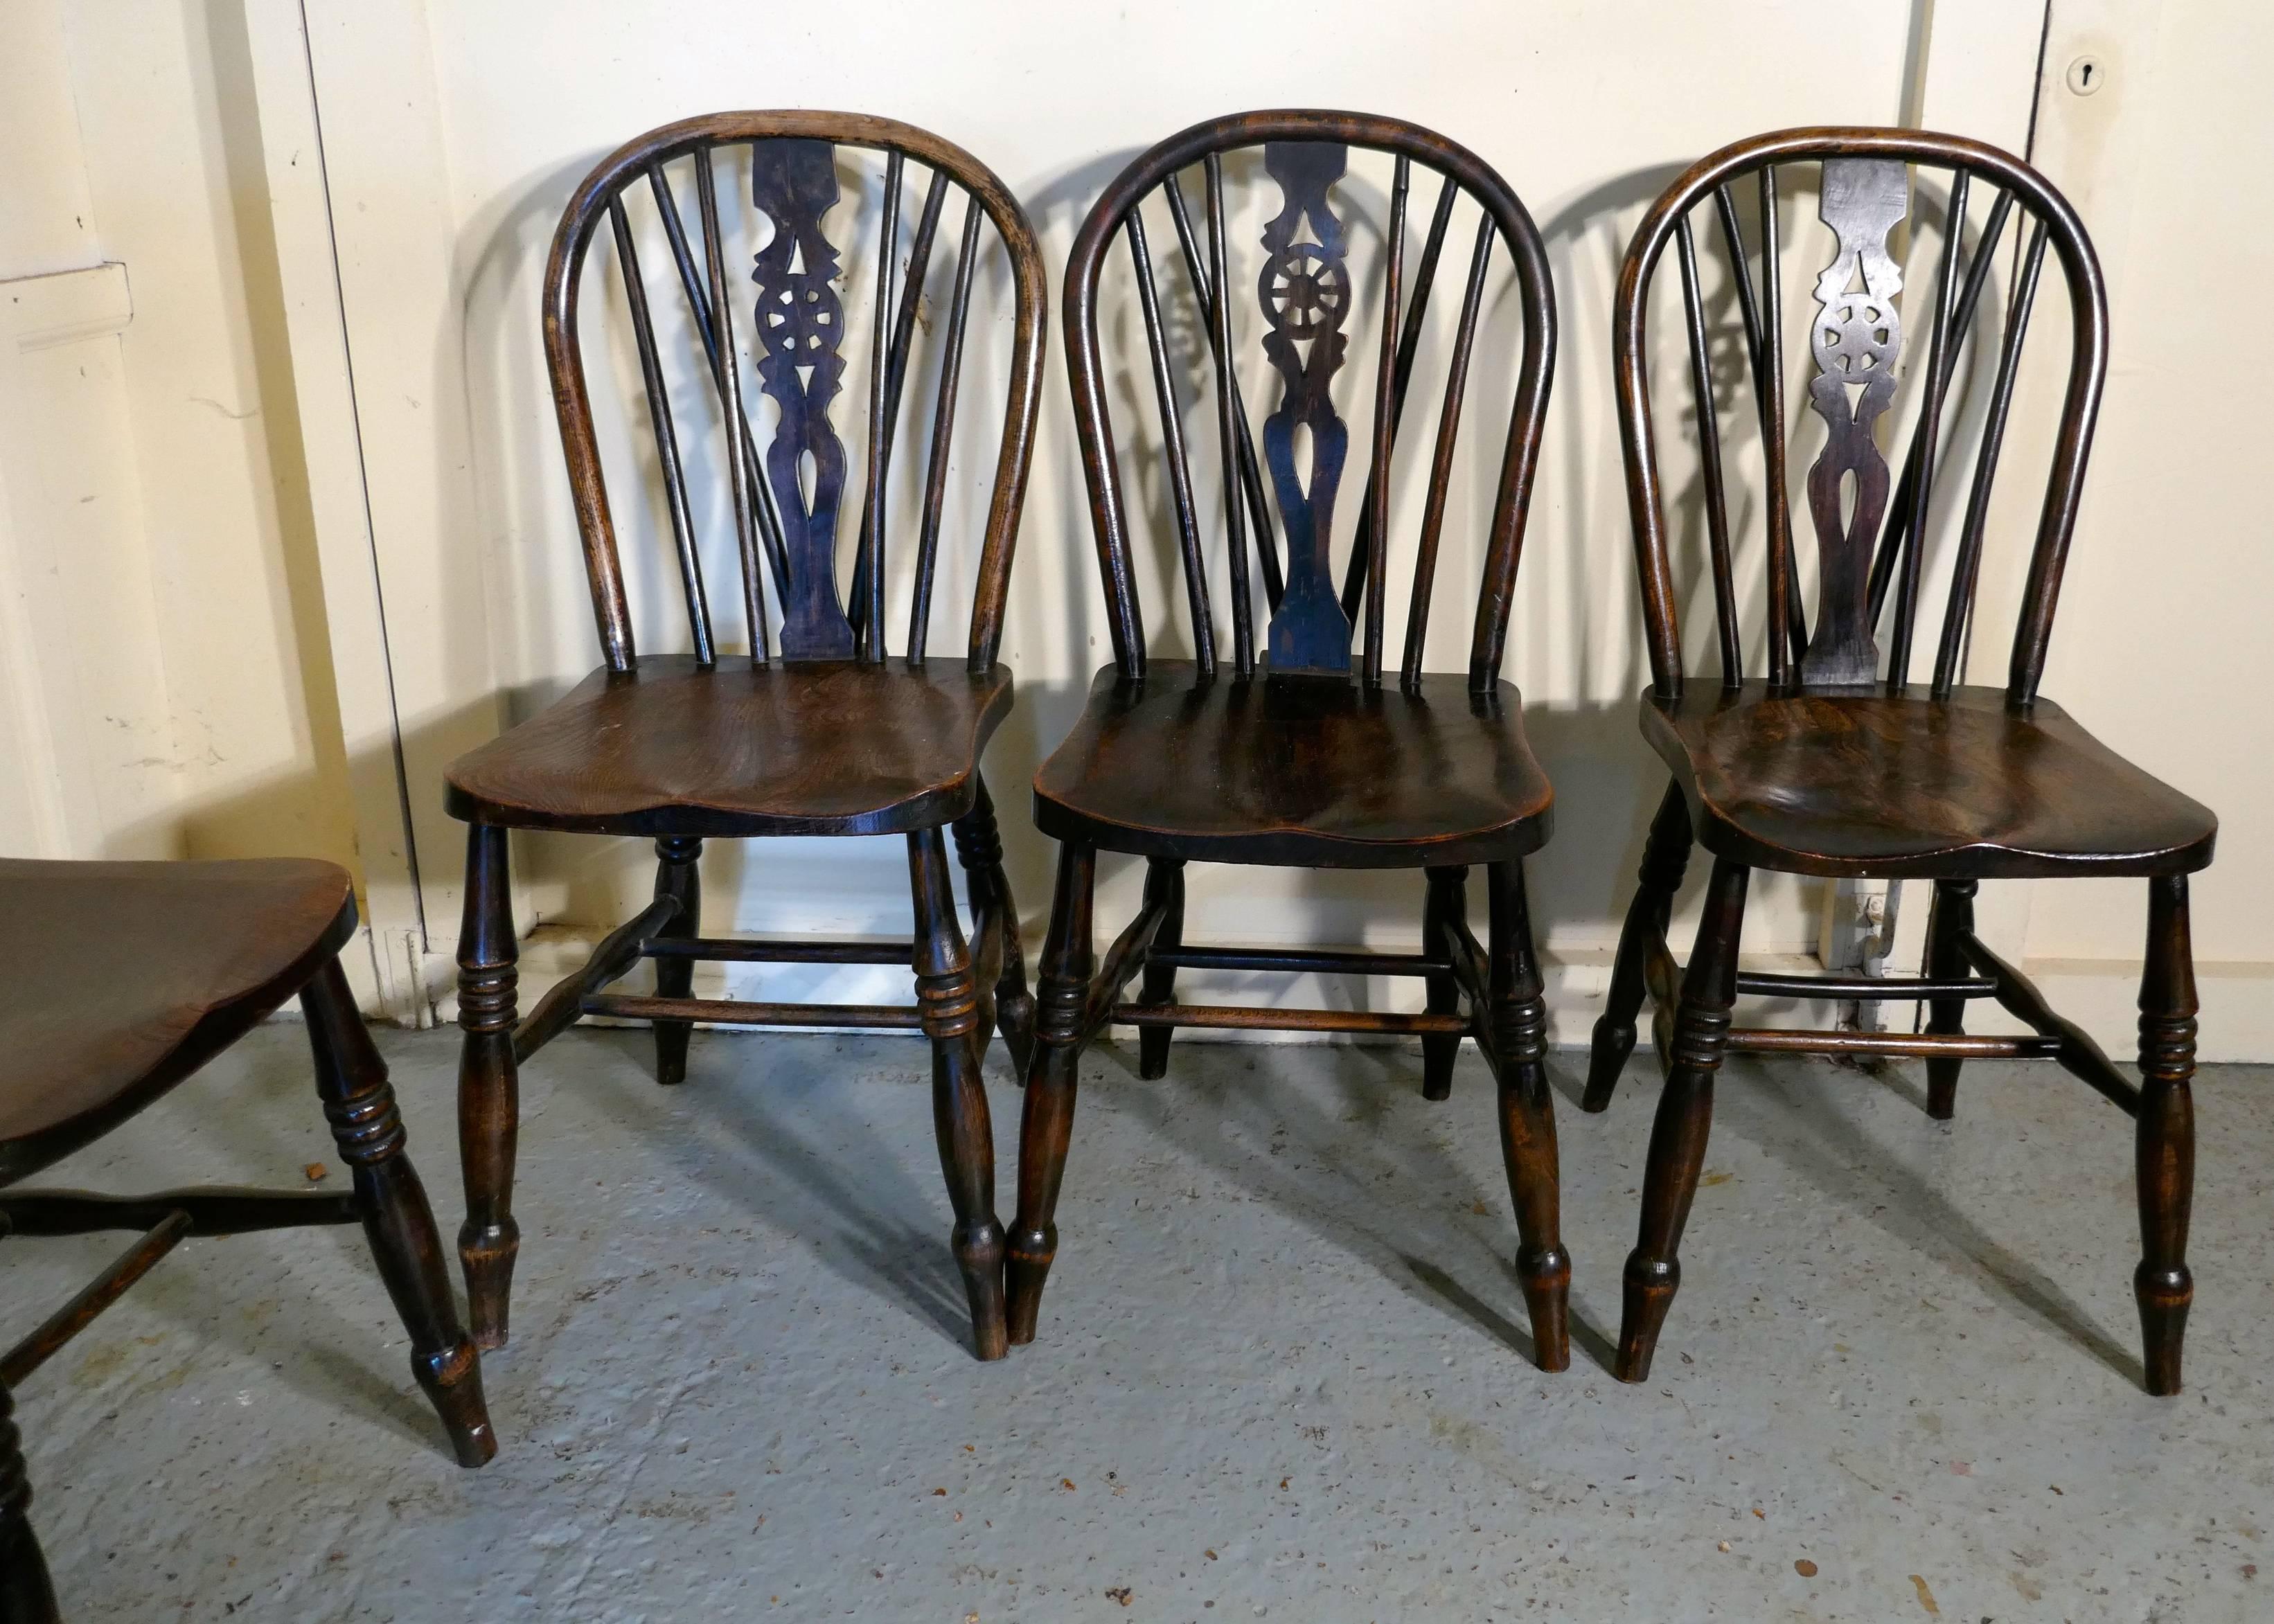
[1643,681,2217,880]
[1034,661,1554,868]
[443,655,1013,837]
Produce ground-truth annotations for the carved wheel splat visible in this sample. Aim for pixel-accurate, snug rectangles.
[1802,157,1908,688]
[1259,142,1355,675]
[751,139,858,659]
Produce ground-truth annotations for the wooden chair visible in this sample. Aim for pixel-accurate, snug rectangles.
[445,114,1045,1363]
[1590,128,2216,1391]
[0,858,493,1619]
[1008,111,1567,1367]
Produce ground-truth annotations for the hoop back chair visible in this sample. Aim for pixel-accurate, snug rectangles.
[1010,110,1567,1367]
[0,859,495,1620]
[443,113,1047,1362]
[1591,128,2216,1390]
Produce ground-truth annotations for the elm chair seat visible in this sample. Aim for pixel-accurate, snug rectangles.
[445,657,1014,837]
[1035,662,1553,868]
[0,858,355,1168]
[1642,683,2217,880]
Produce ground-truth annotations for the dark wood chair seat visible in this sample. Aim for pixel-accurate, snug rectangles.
[0,857,355,1177]
[1035,661,1552,868]
[443,655,1013,837]
[1643,682,2216,881]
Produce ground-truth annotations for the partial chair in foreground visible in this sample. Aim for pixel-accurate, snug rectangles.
[1009,110,1567,1367]
[0,858,493,1621]
[1590,127,2214,1391]
[445,114,1045,1362]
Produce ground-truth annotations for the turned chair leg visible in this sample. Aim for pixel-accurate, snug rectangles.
[1585,781,1691,1112]
[910,826,1009,1361]
[1486,861,1570,1370]
[1923,877,1976,1120]
[953,776,1036,1075]
[455,823,520,1353]
[1135,858,1185,1080]
[301,961,497,1465]
[1007,843,1096,1346]
[1420,866,1470,1102]
[650,836,702,1086]
[2135,873,2197,1396]
[0,1386,57,1623]
[1616,857,1748,1383]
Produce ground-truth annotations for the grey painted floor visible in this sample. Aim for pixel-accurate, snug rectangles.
[7,1024,2268,1621]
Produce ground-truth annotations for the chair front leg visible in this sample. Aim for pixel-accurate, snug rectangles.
[952,776,1036,1075]
[1923,877,1976,1119]
[2135,873,2197,1396]
[1616,856,1748,1383]
[911,826,1009,1361]
[1135,858,1185,1080]
[1420,866,1471,1101]
[650,836,703,1086]
[0,1386,58,1623]
[455,823,520,1353]
[1486,860,1570,1371]
[301,960,496,1465]
[1585,781,1692,1112]
[1007,842,1096,1346]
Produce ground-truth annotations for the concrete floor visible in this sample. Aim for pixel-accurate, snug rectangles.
[6,1024,2268,1622]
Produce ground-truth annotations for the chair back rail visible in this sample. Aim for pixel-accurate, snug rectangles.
[1064,109,1557,693]
[544,111,1047,675]
[1614,127,2108,706]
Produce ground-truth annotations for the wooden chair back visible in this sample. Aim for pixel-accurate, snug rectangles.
[1614,127,2109,706]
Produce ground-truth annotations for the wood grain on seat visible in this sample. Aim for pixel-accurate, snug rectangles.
[0,858,355,1181]
[443,655,1013,837]
[1034,661,1553,868]
[1642,681,2217,880]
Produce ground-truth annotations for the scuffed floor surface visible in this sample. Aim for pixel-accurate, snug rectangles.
[8,1024,2268,1621]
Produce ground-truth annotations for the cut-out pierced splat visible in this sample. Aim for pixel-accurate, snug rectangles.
[752,139,857,659]
[1802,157,1908,688]
[1259,142,1354,675]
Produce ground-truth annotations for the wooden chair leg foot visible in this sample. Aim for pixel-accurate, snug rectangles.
[1924,1060,1960,1121]
[414,1339,499,1467]
[1614,858,1745,1384]
[1585,783,1691,1114]
[456,823,520,1354]
[1007,844,1094,1347]
[302,958,499,1463]
[2135,873,2196,1397]
[912,826,1011,1362]
[1486,862,1569,1372]
[0,1387,58,1624]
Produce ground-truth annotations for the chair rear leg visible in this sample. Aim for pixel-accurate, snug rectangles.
[953,776,1036,1075]
[1135,858,1185,1080]
[2135,873,2197,1397]
[650,837,702,1086]
[1008,843,1096,1346]
[302,960,496,1465]
[1923,878,1976,1119]
[1616,857,1748,1383]
[910,826,1008,1362]
[455,823,520,1353]
[1486,861,1570,1371]
[0,1386,58,1623]
[1585,782,1691,1112]
[1420,866,1470,1102]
